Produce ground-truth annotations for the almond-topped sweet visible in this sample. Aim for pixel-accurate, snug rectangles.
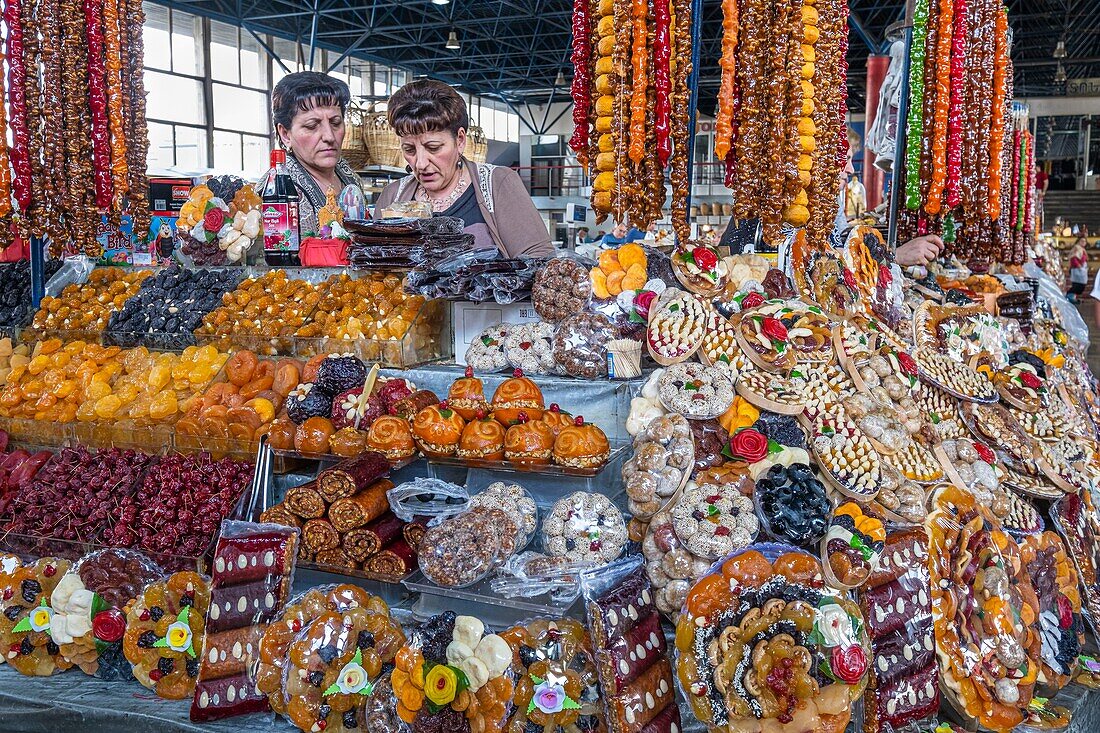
[699,309,741,368]
[411,402,465,457]
[913,348,997,402]
[540,403,575,437]
[735,369,808,415]
[491,368,545,425]
[733,307,798,372]
[447,366,489,420]
[646,288,708,365]
[553,416,611,469]
[671,242,729,296]
[811,408,882,499]
[752,300,835,364]
[504,413,555,466]
[994,361,1045,412]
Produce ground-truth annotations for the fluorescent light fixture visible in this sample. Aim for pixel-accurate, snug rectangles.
[432,0,450,5]
[446,30,460,50]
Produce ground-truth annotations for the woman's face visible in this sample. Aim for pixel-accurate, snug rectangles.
[400,129,466,194]
[278,102,345,174]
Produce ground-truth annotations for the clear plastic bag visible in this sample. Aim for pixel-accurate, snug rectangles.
[926,484,1042,730]
[503,321,560,375]
[488,551,586,602]
[468,481,538,551]
[532,255,594,323]
[542,491,627,568]
[418,508,506,588]
[386,477,470,524]
[641,511,711,620]
[552,311,616,379]
[464,323,513,373]
[44,255,96,298]
[655,362,736,420]
[675,545,870,733]
[389,612,515,732]
[858,528,940,732]
[622,413,694,520]
[0,557,74,676]
[1051,491,1100,635]
[1019,531,1085,696]
[190,520,301,721]
[123,570,211,699]
[280,600,405,733]
[51,548,163,678]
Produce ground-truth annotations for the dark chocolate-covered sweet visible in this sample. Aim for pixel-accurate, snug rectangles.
[602,610,666,694]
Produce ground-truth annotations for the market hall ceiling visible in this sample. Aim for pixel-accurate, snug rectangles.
[158,0,1100,117]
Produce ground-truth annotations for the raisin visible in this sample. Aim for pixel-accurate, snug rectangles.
[518,645,538,668]
[356,630,375,650]
[138,631,158,648]
[20,579,41,604]
[317,644,339,664]
[149,606,164,622]
[308,670,325,686]
[158,656,175,675]
[46,641,60,656]
[342,711,358,729]
[19,637,33,656]
[4,605,22,621]
[186,657,200,677]
[319,704,332,719]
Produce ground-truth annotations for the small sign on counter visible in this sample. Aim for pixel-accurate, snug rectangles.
[451,300,540,363]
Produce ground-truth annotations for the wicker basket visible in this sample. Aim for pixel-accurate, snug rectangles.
[363,112,403,168]
[468,125,488,163]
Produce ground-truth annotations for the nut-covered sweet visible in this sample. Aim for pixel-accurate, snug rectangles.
[541,492,627,566]
[532,258,592,322]
[553,312,615,378]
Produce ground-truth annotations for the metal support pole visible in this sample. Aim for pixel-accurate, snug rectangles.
[683,0,704,233]
[886,25,913,249]
[30,236,45,309]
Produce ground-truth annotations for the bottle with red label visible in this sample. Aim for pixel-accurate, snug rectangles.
[262,149,301,266]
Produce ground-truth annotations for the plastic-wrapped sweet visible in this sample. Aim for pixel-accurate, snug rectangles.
[676,546,870,733]
[51,549,163,678]
[503,321,560,375]
[553,312,616,379]
[937,438,1009,519]
[256,584,393,715]
[419,507,506,588]
[542,492,627,568]
[123,571,210,698]
[872,463,927,525]
[926,484,1042,730]
[390,612,515,732]
[671,482,757,560]
[753,463,831,547]
[1019,532,1084,695]
[465,324,512,373]
[656,362,735,419]
[498,618,604,733]
[622,413,694,520]
[1051,491,1100,634]
[642,511,711,620]
[0,557,73,676]
[468,482,538,551]
[820,503,885,590]
[282,603,405,733]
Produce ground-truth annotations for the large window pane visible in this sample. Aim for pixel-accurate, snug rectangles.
[146,70,205,125]
[240,32,267,89]
[213,130,243,172]
[210,21,240,85]
[174,127,208,170]
[142,3,170,71]
[243,135,270,178]
[213,84,268,135]
[507,113,519,143]
[170,11,202,76]
[147,121,175,169]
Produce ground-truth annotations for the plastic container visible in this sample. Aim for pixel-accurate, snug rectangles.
[467,481,538,552]
[552,311,615,379]
[654,361,735,419]
[417,508,504,589]
[294,297,451,368]
[541,491,627,568]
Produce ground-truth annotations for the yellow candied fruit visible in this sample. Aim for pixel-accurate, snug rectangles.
[95,395,122,419]
[149,392,178,421]
[27,355,51,376]
[85,381,112,402]
[76,400,98,422]
[115,384,140,404]
[147,364,171,392]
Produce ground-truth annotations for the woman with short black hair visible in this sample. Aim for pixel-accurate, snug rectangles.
[375,79,553,258]
[269,71,365,235]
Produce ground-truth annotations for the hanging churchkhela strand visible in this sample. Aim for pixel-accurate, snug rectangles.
[569,0,593,167]
[903,0,928,211]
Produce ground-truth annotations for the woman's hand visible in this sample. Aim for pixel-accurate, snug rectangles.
[895,234,944,267]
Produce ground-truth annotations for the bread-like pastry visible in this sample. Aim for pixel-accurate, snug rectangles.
[504,416,555,466]
[446,366,489,420]
[411,403,465,457]
[366,416,416,461]
[553,417,611,469]
[491,369,545,425]
[456,417,506,460]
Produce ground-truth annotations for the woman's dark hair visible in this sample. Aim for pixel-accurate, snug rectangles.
[387,79,469,137]
[272,71,351,132]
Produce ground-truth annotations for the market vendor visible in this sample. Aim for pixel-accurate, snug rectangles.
[271,71,366,235]
[376,79,554,258]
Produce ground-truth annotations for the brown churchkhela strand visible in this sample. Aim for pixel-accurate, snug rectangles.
[669,0,693,242]
[124,0,152,243]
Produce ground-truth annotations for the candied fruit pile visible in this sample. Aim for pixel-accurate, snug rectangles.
[28,268,153,336]
[0,339,125,423]
[195,270,328,351]
[296,273,427,341]
[0,337,30,384]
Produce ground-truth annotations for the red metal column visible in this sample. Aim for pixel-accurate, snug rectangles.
[863,54,891,210]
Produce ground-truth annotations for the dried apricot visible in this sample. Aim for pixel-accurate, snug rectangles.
[225,351,259,387]
[240,376,273,399]
[149,392,178,421]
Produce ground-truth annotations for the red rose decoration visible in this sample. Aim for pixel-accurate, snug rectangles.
[741,292,765,310]
[831,644,868,685]
[1018,371,1042,389]
[895,351,918,377]
[92,609,126,643]
[973,441,995,465]
[634,290,657,319]
[729,428,769,463]
[203,206,227,234]
[692,246,719,271]
[878,263,892,287]
[760,317,788,343]
[842,267,857,290]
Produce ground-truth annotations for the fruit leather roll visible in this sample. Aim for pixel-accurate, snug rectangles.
[318,453,390,503]
[863,577,929,639]
[606,659,676,733]
[314,547,354,569]
[302,518,340,552]
[870,626,935,686]
[212,531,298,588]
[259,503,301,529]
[284,482,325,519]
[191,668,270,721]
[403,518,428,550]
[361,537,417,580]
[601,610,666,694]
[201,625,266,680]
[867,528,929,589]
[207,574,291,633]
[638,701,681,733]
[342,512,404,562]
[873,662,939,731]
[327,481,392,532]
[587,566,655,648]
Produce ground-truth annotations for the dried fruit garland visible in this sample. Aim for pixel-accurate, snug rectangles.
[569,0,592,166]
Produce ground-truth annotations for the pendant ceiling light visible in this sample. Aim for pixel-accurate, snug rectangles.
[446,30,461,50]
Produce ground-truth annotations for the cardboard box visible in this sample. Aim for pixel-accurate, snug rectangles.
[451,301,540,362]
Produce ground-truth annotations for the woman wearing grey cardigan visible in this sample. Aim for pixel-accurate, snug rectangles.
[375,80,554,259]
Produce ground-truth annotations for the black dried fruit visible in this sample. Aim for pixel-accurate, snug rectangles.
[186,657,200,677]
[518,644,538,668]
[149,606,164,622]
[19,637,33,656]
[314,355,368,395]
[343,710,359,728]
[317,644,339,664]
[286,383,334,425]
[138,631,158,648]
[46,641,60,656]
[356,630,375,650]
[4,605,22,621]
[308,670,325,686]
[158,656,175,675]
[319,703,332,719]
[20,579,41,604]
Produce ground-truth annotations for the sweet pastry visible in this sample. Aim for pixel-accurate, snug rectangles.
[839,391,912,456]
[0,558,74,676]
[810,410,882,499]
[465,323,512,372]
[655,361,735,419]
[756,300,835,364]
[754,463,831,547]
[677,548,869,733]
[282,606,405,733]
[646,288,708,365]
[553,311,615,378]
[365,415,416,461]
[468,482,538,551]
[870,463,927,525]
[822,503,885,590]
[641,511,711,621]
[286,382,333,425]
[734,307,798,372]
[456,414,506,461]
[1019,532,1084,694]
[498,618,604,733]
[672,242,729,295]
[670,482,757,560]
[1035,437,1090,494]
[1010,405,1060,441]
[622,413,694,520]
[914,348,997,403]
[533,257,593,322]
[504,414,555,466]
[735,369,808,415]
[553,416,611,469]
[915,385,969,441]
[886,441,944,484]
[960,401,1037,465]
[503,321,559,375]
[447,366,489,420]
[539,403,575,437]
[797,363,857,421]
[699,309,741,367]
[411,402,465,457]
[419,508,506,588]
[491,369,545,425]
[542,492,627,567]
[123,571,210,699]
[926,485,1042,730]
